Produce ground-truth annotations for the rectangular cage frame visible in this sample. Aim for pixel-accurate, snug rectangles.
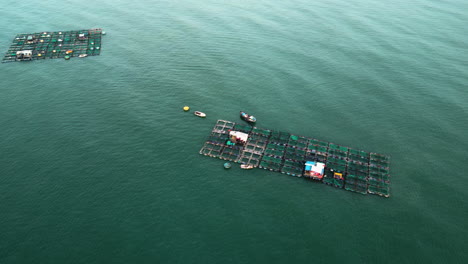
[200,120,391,197]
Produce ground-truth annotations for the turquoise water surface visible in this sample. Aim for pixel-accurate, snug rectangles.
[0,0,467,263]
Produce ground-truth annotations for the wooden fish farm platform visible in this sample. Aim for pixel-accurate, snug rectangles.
[2,28,104,63]
[200,120,391,197]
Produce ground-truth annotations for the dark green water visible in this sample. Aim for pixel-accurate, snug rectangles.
[1,0,467,263]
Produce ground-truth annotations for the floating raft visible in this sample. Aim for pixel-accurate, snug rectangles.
[200,120,391,197]
[2,28,103,63]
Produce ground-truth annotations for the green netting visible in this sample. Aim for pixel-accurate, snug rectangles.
[349,154,370,164]
[373,174,390,182]
[309,139,328,147]
[326,163,346,172]
[368,180,389,188]
[285,146,305,155]
[307,145,318,151]
[369,166,389,174]
[316,153,328,162]
[251,128,271,136]
[288,134,307,144]
[233,124,252,133]
[220,146,242,161]
[333,179,345,188]
[244,144,262,152]
[207,135,227,144]
[281,166,303,176]
[317,146,328,152]
[288,141,308,149]
[349,148,369,157]
[249,133,269,141]
[265,149,284,157]
[327,157,346,166]
[270,131,290,144]
[323,177,334,185]
[266,143,285,151]
[345,183,368,194]
[323,172,345,188]
[368,186,390,197]
[200,143,223,157]
[284,152,304,161]
[261,155,282,163]
[329,144,340,150]
[259,158,283,171]
[347,170,368,178]
[370,153,390,161]
[283,159,303,168]
[347,162,369,172]
[328,149,348,158]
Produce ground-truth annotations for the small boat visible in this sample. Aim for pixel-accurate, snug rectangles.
[240,164,254,169]
[78,54,88,58]
[194,111,206,118]
[240,111,256,124]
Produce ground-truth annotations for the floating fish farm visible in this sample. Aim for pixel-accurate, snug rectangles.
[2,28,104,63]
[200,120,391,197]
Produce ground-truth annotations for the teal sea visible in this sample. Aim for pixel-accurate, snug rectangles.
[1,0,467,263]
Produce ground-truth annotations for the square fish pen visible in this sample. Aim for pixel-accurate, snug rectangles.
[2,28,104,63]
[260,131,290,172]
[200,120,391,197]
[280,135,308,177]
[238,127,271,167]
[199,120,236,160]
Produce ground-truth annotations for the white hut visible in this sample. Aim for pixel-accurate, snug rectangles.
[16,50,33,60]
[78,33,87,40]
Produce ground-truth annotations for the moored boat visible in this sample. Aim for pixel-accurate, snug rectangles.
[194,111,206,118]
[240,111,256,124]
[240,164,254,169]
[78,54,88,58]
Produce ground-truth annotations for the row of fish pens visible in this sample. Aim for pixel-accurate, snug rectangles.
[2,29,103,63]
[199,120,391,197]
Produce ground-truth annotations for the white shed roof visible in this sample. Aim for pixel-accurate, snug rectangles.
[17,50,32,54]
[229,131,249,142]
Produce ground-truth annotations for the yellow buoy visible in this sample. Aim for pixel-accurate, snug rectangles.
[183,106,190,111]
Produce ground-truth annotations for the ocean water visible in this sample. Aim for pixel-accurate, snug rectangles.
[0,0,467,263]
